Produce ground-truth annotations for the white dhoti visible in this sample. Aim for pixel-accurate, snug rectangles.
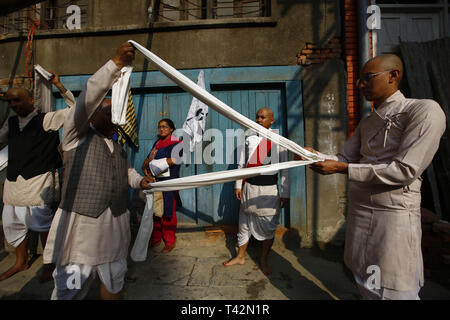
[237,183,281,247]
[2,204,54,247]
[50,258,127,300]
[237,210,280,246]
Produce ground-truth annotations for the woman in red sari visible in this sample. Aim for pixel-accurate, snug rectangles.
[142,118,182,253]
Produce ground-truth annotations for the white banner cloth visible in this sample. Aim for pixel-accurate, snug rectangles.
[111,66,133,126]
[182,69,209,152]
[128,40,323,162]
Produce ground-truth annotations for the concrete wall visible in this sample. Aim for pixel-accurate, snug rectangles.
[0,0,340,80]
[301,59,348,247]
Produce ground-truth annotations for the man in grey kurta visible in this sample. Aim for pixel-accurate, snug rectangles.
[43,42,153,300]
[300,54,446,299]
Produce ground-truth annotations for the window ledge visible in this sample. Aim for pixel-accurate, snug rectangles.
[0,17,277,42]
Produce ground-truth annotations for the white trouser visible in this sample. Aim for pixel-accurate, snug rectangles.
[237,210,280,247]
[2,205,53,247]
[51,258,127,300]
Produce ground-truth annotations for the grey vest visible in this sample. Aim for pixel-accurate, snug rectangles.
[59,129,129,218]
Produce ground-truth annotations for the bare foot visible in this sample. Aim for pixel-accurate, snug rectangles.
[223,256,245,267]
[260,261,272,276]
[0,263,29,281]
[39,263,55,283]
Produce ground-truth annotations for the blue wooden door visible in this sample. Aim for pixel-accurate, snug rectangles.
[195,85,287,226]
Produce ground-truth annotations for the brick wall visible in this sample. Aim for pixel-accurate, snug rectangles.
[296,0,361,138]
[344,0,359,137]
[296,38,342,65]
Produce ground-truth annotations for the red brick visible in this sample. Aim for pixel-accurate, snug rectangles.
[297,55,307,65]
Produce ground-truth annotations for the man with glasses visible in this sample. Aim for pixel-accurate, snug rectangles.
[297,54,446,299]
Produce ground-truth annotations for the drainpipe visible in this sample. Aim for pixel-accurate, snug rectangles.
[357,0,373,119]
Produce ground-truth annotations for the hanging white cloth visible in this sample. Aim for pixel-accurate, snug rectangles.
[128,40,322,162]
[182,69,209,152]
[111,66,133,126]
[130,193,154,262]
[34,64,54,113]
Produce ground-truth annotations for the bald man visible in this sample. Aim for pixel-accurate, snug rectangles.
[298,54,446,299]
[223,107,289,276]
[0,75,74,282]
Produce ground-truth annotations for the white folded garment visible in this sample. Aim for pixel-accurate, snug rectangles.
[34,64,54,113]
[34,64,53,81]
[111,66,133,126]
[149,158,170,177]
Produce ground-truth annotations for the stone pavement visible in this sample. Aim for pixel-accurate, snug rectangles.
[1,227,450,300]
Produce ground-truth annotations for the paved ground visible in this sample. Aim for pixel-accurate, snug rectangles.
[1,228,450,300]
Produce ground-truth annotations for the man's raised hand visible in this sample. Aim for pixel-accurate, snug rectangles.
[112,42,135,69]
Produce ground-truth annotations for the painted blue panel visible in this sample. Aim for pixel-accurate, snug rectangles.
[201,87,287,226]
[55,66,302,92]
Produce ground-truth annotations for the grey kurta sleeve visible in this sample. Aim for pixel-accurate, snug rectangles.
[42,89,76,131]
[348,100,446,186]
[62,90,76,108]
